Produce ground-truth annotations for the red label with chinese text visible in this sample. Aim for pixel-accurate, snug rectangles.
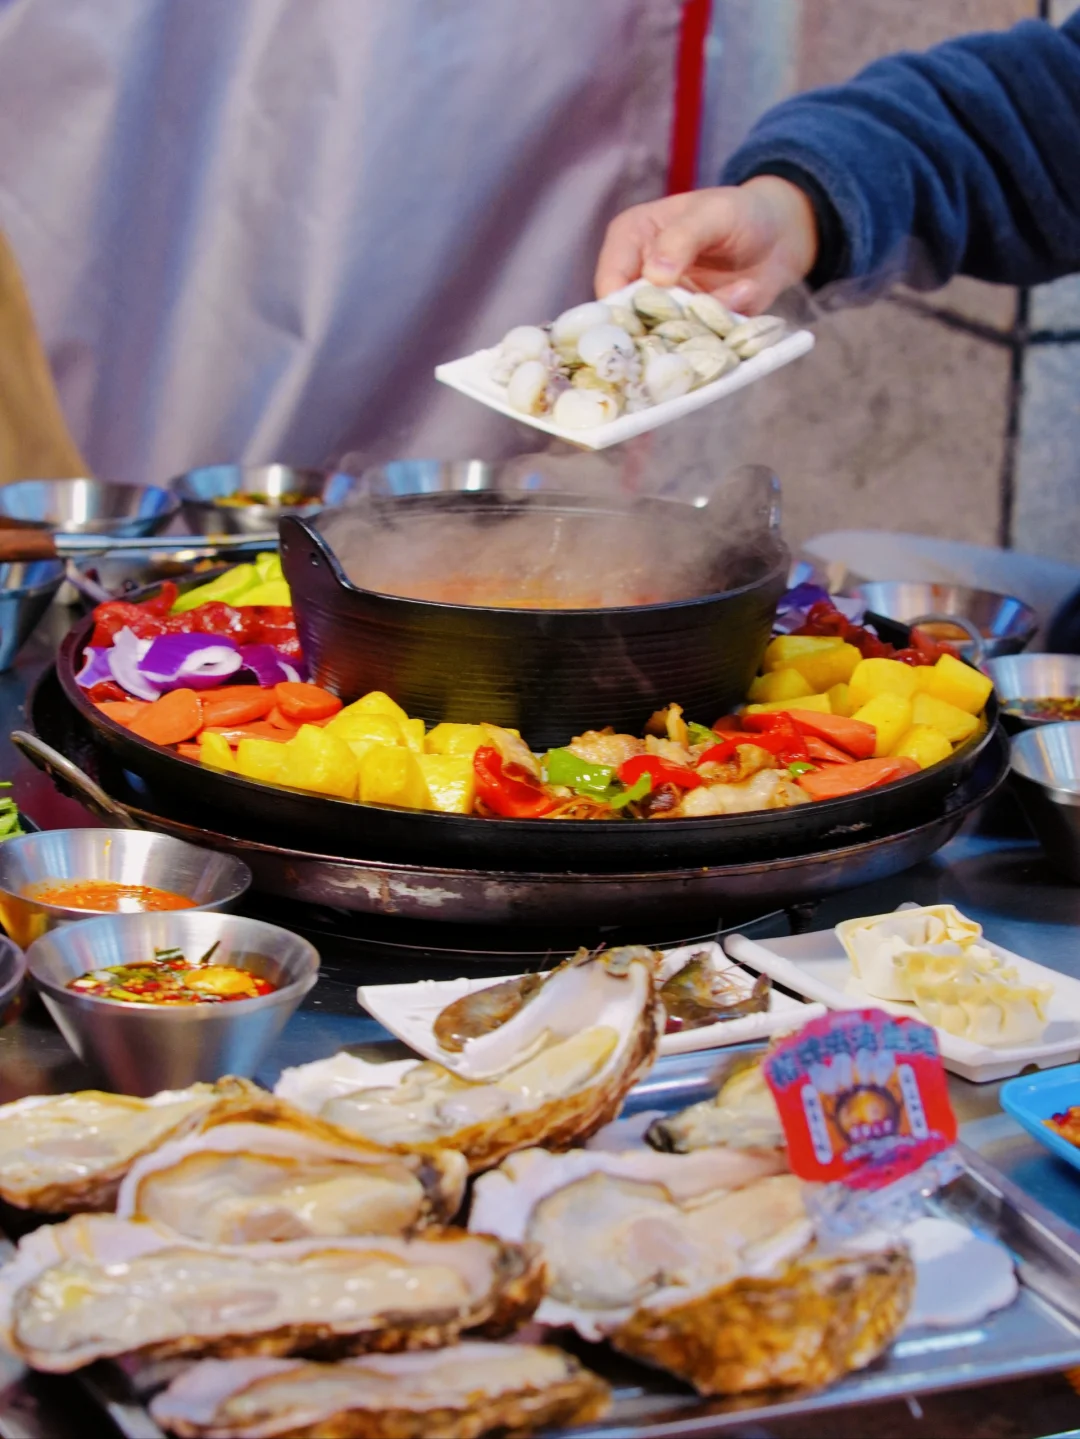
[763,1009,957,1189]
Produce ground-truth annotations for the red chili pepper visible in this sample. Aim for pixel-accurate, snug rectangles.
[738,712,811,761]
[702,726,810,766]
[473,745,558,818]
[140,581,179,616]
[90,601,169,648]
[617,755,703,790]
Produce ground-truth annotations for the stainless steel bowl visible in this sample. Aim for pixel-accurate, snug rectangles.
[26,911,318,1094]
[0,478,179,537]
[985,654,1080,730]
[852,581,1037,661]
[173,465,360,535]
[1010,722,1080,883]
[0,935,25,1023]
[0,829,251,949]
[0,559,65,670]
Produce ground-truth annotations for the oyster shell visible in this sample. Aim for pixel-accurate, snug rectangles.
[3,1219,542,1373]
[647,1055,784,1153]
[643,352,694,404]
[150,1344,610,1439]
[114,1122,467,1243]
[277,949,662,1172]
[470,1147,913,1395]
[470,1147,803,1338]
[684,292,738,337]
[0,1077,266,1214]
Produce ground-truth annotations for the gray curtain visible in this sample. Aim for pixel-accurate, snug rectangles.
[0,0,679,485]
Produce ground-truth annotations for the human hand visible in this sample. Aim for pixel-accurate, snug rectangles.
[594,176,819,314]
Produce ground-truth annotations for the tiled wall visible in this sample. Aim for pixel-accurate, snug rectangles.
[691,0,1079,563]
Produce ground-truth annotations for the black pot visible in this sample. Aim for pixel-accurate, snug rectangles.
[279,490,789,748]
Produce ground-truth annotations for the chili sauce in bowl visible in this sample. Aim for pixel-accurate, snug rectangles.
[25,881,196,914]
[67,942,276,1006]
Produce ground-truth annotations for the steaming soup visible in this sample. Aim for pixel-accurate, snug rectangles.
[27,881,195,913]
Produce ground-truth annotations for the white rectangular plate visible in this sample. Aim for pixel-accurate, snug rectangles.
[434,280,815,450]
[358,942,822,1069]
[724,927,1080,1083]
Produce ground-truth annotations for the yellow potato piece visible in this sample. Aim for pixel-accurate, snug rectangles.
[401,717,427,755]
[340,691,411,726]
[744,693,832,716]
[848,657,920,710]
[747,668,813,704]
[324,711,404,747]
[852,693,914,757]
[235,736,288,785]
[425,722,488,757]
[787,641,862,693]
[358,743,432,810]
[920,653,994,715]
[198,731,235,772]
[281,725,359,801]
[893,726,954,770]
[417,753,476,814]
[763,635,844,671]
[911,692,980,743]
[827,682,853,717]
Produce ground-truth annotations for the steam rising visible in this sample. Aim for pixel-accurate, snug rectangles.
[316,462,785,610]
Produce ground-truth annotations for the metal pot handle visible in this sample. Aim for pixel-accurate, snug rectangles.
[10,731,141,830]
[908,613,986,669]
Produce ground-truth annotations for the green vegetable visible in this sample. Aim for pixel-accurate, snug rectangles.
[788,761,816,777]
[607,773,652,810]
[0,783,22,841]
[543,748,616,797]
[687,721,719,746]
[170,554,283,614]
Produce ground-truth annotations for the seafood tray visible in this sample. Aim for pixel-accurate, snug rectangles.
[7,1047,1080,1439]
[434,281,815,450]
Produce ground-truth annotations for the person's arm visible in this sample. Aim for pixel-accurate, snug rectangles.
[721,14,1080,294]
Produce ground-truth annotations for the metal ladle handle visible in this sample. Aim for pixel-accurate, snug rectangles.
[9,731,141,830]
[908,612,986,669]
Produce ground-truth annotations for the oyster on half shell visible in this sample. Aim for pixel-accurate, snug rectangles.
[469,1146,913,1395]
[277,949,662,1172]
[0,1077,266,1214]
[150,1344,610,1439]
[115,1123,467,1243]
[2,1218,542,1373]
[647,1055,785,1153]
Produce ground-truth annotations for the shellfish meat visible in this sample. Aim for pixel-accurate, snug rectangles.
[470,1146,913,1395]
[2,1219,542,1373]
[549,301,613,357]
[114,1122,467,1243]
[506,359,555,416]
[552,387,621,428]
[277,948,662,1171]
[150,1344,610,1439]
[644,352,695,404]
[646,1055,785,1153]
[0,1077,266,1214]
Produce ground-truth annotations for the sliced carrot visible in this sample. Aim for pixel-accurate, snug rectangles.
[797,756,920,801]
[804,735,855,766]
[127,688,204,747]
[177,743,203,761]
[201,687,276,728]
[205,720,299,745]
[95,700,150,728]
[265,706,296,730]
[786,710,877,761]
[273,682,343,723]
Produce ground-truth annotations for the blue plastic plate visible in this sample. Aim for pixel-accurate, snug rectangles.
[1001,1062,1080,1173]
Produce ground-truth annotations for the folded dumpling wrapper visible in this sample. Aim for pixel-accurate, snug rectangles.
[837,906,1053,1047]
[837,906,984,1002]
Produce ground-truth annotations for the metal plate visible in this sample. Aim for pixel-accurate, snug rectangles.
[29,665,1010,927]
[23,1046,1080,1439]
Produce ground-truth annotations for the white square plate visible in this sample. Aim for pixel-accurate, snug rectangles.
[434,281,815,450]
[723,927,1080,1083]
[358,942,822,1071]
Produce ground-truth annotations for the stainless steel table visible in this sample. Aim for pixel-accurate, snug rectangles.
[2,604,1080,1437]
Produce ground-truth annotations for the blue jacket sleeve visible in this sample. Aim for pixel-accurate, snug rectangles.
[719,15,1080,294]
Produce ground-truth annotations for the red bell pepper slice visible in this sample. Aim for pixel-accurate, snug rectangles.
[796,756,919,801]
[736,712,811,763]
[618,755,703,790]
[473,745,558,818]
